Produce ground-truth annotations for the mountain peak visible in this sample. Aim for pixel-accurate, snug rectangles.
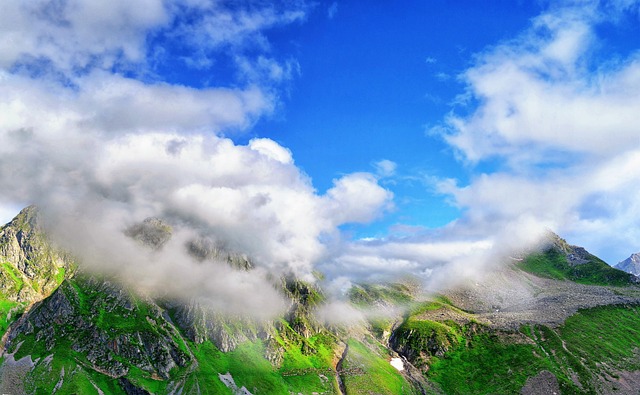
[0,206,74,303]
[615,252,640,276]
[7,205,40,232]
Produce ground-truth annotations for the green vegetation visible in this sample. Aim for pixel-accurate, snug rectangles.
[518,248,633,286]
[428,332,554,394]
[8,276,345,394]
[55,266,66,285]
[0,298,23,335]
[560,304,640,372]
[341,338,417,395]
[182,338,338,395]
[0,261,26,295]
[348,282,414,307]
[421,303,640,394]
[408,295,465,317]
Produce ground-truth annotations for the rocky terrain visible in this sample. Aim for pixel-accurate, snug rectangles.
[0,206,74,303]
[447,264,640,330]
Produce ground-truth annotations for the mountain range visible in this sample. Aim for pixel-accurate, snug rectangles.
[1,206,640,394]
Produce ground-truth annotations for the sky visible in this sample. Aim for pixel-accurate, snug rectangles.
[0,0,640,313]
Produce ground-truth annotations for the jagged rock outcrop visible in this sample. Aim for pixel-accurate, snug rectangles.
[0,206,419,394]
[186,237,253,270]
[6,276,192,379]
[170,300,271,352]
[0,206,74,302]
[545,232,593,266]
[169,277,326,364]
[281,277,324,338]
[125,217,173,250]
[616,253,640,276]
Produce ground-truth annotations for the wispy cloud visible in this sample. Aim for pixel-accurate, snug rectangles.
[373,159,398,178]
[437,0,640,261]
[327,2,338,19]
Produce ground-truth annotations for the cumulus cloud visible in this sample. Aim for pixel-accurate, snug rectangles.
[0,0,393,317]
[437,0,640,263]
[0,0,168,72]
[445,3,640,163]
[318,0,640,296]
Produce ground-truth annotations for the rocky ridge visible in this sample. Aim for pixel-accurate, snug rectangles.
[0,205,74,303]
[616,252,640,276]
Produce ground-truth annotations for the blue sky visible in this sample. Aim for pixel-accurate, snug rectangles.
[1,0,640,298]
[251,1,543,233]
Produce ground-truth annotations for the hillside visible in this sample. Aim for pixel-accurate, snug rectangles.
[0,208,639,394]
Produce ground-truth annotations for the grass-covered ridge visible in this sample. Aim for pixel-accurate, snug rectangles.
[340,338,418,395]
[518,247,634,286]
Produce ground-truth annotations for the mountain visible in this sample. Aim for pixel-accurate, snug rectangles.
[0,209,420,395]
[616,253,640,276]
[516,232,638,286]
[1,209,640,394]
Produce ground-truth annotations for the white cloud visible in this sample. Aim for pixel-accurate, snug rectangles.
[323,173,394,224]
[437,0,640,263]
[319,0,640,294]
[249,138,294,164]
[0,0,396,317]
[445,4,640,164]
[0,0,168,72]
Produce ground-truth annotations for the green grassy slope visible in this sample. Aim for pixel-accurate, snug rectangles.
[341,338,419,395]
[518,246,635,286]
[419,304,640,394]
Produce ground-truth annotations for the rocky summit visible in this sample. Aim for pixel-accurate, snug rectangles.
[0,208,640,394]
[616,253,640,276]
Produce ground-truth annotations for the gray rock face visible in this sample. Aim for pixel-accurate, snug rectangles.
[125,217,172,250]
[186,237,253,270]
[170,300,270,352]
[0,205,73,302]
[616,253,640,276]
[546,232,591,266]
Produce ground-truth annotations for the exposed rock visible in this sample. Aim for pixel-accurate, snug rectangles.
[125,217,172,250]
[545,232,592,266]
[520,370,560,395]
[186,237,253,270]
[616,253,640,276]
[119,377,152,395]
[447,265,640,330]
[0,205,74,302]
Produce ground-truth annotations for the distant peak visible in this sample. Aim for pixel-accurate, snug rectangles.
[124,217,172,250]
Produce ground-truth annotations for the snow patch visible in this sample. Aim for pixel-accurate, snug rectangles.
[390,358,404,371]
